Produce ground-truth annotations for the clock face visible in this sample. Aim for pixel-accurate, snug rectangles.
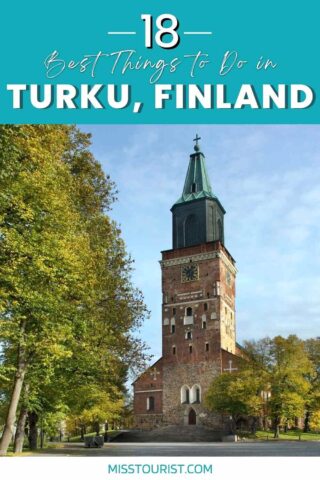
[181,264,199,282]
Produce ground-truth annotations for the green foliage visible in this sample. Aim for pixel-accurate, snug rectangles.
[0,125,149,451]
[309,410,320,431]
[205,364,266,428]
[206,335,317,436]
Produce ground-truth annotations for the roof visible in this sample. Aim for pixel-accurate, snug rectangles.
[173,148,218,206]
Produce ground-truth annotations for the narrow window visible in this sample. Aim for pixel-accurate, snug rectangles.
[172,346,176,355]
[186,306,193,316]
[171,318,176,333]
[186,389,190,403]
[204,302,208,311]
[202,320,207,330]
[147,396,155,411]
[191,182,197,193]
[196,388,200,403]
[205,342,209,352]
[186,330,192,340]
[173,307,176,315]
[181,386,190,404]
[207,292,210,298]
[189,345,193,354]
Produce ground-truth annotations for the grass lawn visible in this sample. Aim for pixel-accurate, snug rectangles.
[250,430,320,441]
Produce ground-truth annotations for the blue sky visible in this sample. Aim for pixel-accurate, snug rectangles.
[80,125,320,361]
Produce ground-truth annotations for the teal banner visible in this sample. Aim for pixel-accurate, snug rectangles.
[0,0,319,123]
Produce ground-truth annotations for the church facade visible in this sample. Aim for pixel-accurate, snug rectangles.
[133,138,242,430]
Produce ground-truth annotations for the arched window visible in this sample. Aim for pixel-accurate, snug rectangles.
[181,385,190,404]
[191,384,201,404]
[147,396,155,411]
[191,182,197,193]
[186,306,193,317]
[185,330,192,340]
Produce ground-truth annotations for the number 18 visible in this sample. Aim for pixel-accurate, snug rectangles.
[141,14,180,49]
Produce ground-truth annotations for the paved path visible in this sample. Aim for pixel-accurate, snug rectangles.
[28,441,320,456]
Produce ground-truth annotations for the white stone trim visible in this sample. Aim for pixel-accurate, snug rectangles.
[177,290,203,297]
[164,298,217,308]
[160,250,237,275]
[135,389,163,394]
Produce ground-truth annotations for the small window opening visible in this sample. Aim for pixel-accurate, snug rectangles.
[147,396,155,411]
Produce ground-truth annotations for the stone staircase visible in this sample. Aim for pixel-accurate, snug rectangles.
[111,425,222,443]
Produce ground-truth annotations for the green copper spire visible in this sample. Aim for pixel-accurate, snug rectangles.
[174,135,217,205]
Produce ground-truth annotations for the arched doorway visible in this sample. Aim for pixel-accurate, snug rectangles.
[188,408,196,425]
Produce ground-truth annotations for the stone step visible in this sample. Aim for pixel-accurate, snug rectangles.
[112,426,222,443]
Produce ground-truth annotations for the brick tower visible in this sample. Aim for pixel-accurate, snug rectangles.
[133,137,241,429]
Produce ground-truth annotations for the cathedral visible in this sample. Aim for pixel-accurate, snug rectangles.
[133,137,242,429]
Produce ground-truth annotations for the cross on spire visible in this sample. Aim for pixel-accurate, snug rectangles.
[193,133,201,144]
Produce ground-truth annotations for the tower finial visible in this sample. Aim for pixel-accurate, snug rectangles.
[193,133,201,152]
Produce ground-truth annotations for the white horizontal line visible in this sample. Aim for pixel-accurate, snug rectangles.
[184,32,212,35]
[135,389,163,394]
[107,31,137,35]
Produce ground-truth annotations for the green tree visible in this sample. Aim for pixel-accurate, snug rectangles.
[0,125,149,454]
[244,336,313,437]
[0,125,98,454]
[206,336,314,438]
[205,362,266,433]
[303,338,320,432]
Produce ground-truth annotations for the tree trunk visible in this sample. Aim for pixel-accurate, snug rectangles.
[13,382,29,453]
[229,416,236,434]
[104,422,109,441]
[13,405,28,453]
[0,321,27,456]
[40,416,45,449]
[250,417,258,434]
[94,422,100,435]
[304,410,310,433]
[28,412,38,450]
[273,418,280,438]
